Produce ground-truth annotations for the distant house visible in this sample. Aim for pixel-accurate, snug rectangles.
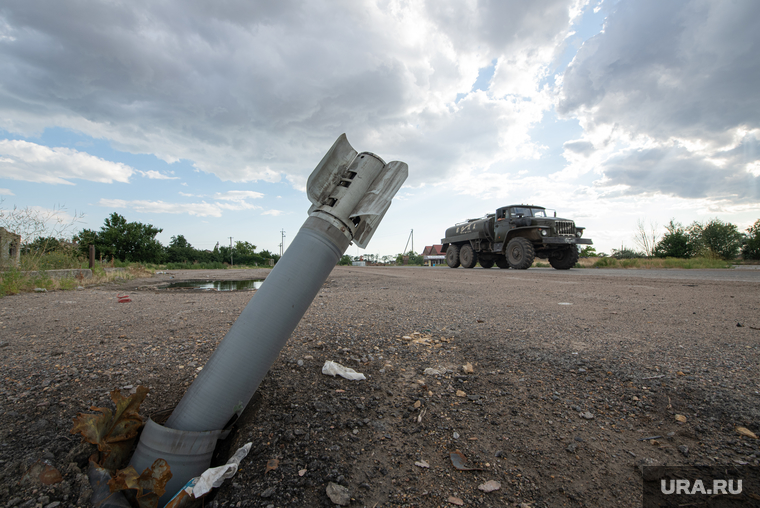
[0,227,21,269]
[422,245,445,266]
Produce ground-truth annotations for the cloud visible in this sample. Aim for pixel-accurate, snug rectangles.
[557,0,760,201]
[262,209,283,216]
[99,198,223,217]
[0,188,13,195]
[0,0,577,189]
[597,137,760,201]
[213,190,264,201]
[139,170,179,180]
[563,140,594,156]
[0,139,134,184]
[99,188,268,216]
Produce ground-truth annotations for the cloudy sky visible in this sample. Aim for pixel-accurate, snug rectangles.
[1,0,758,258]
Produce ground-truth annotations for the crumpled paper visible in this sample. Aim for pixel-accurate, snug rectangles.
[322,360,366,380]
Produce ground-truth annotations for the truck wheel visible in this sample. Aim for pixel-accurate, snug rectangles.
[549,247,579,270]
[506,237,535,269]
[446,244,461,268]
[460,244,478,268]
[479,259,494,269]
[496,256,510,269]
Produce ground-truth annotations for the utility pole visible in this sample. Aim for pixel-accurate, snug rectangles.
[280,229,286,257]
[230,237,233,266]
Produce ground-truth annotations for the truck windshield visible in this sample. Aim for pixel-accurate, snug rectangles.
[511,208,547,217]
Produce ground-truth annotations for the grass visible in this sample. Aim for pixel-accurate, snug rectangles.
[584,256,734,269]
[0,262,152,298]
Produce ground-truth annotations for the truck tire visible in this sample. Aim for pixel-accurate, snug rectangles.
[460,244,478,268]
[446,244,461,268]
[549,246,579,270]
[479,259,494,269]
[506,237,535,270]
[496,256,510,269]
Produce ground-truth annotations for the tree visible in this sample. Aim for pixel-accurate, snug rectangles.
[611,245,644,259]
[396,251,423,265]
[1,201,83,249]
[94,213,164,263]
[579,246,597,257]
[741,219,760,260]
[166,235,196,263]
[338,255,352,265]
[688,219,742,260]
[654,220,690,258]
[633,219,658,257]
[22,236,62,254]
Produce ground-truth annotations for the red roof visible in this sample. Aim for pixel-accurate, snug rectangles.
[422,245,445,256]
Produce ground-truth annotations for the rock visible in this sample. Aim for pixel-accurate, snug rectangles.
[580,411,594,420]
[478,480,501,492]
[455,390,466,397]
[462,363,474,374]
[636,457,659,474]
[6,497,21,508]
[20,459,63,486]
[260,486,276,498]
[326,482,350,506]
[566,443,578,453]
[447,497,464,506]
[423,368,443,376]
[678,445,689,457]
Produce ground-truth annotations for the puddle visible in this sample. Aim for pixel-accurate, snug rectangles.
[159,280,264,291]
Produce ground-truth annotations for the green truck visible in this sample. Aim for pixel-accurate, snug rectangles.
[441,205,592,270]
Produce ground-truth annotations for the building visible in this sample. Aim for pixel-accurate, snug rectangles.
[422,245,445,266]
[0,227,21,269]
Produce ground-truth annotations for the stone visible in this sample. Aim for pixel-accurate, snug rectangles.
[326,482,351,506]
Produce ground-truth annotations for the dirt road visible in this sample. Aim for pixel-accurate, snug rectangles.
[1,266,759,507]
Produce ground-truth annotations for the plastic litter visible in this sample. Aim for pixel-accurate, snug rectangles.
[117,294,131,303]
[322,360,366,380]
[164,442,252,507]
[191,442,252,497]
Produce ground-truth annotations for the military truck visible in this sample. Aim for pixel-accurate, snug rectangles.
[441,205,592,270]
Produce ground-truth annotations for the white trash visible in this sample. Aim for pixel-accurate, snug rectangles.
[322,360,366,380]
[191,442,252,497]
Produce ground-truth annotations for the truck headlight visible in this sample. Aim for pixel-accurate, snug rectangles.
[541,229,547,236]
[576,230,583,238]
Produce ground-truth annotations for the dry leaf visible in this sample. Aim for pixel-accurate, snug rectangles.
[414,460,430,468]
[265,458,279,473]
[109,458,172,508]
[456,390,466,397]
[70,386,149,470]
[675,414,687,423]
[737,427,758,439]
[478,480,501,492]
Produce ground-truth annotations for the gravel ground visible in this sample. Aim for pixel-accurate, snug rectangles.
[1,266,759,508]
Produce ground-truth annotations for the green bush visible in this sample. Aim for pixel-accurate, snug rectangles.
[742,219,760,260]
